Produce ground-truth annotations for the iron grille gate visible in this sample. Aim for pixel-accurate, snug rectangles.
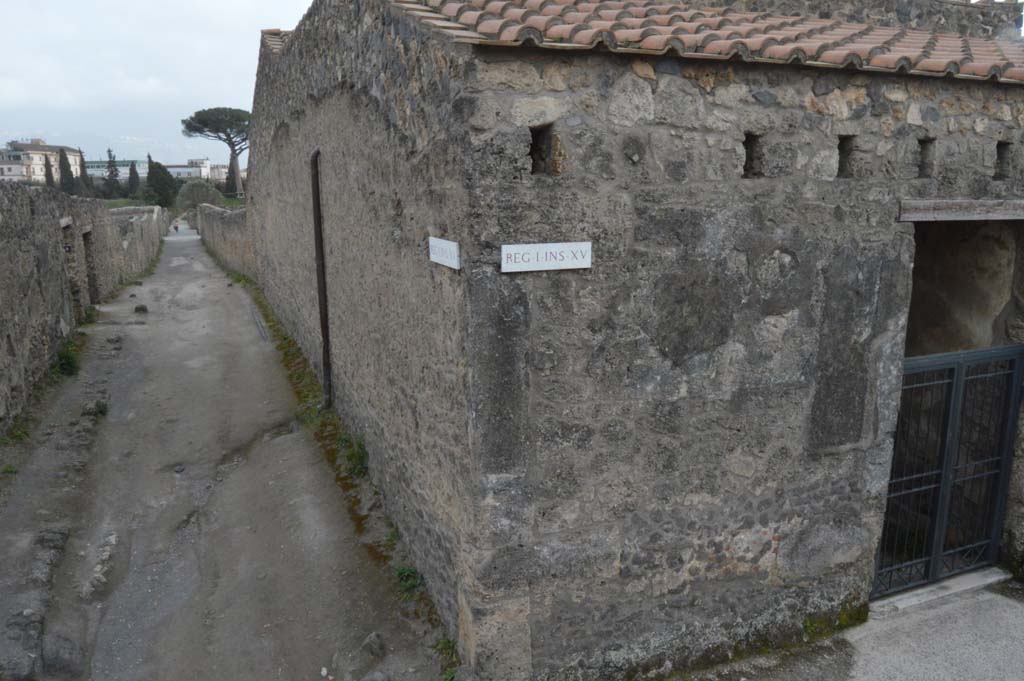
[872,345,1024,599]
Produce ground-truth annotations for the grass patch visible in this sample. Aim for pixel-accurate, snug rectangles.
[384,522,400,550]
[434,636,460,680]
[1,464,17,475]
[802,601,868,641]
[52,333,83,376]
[54,336,82,377]
[82,305,98,325]
[341,434,369,477]
[222,196,246,209]
[396,565,424,599]
[0,416,30,446]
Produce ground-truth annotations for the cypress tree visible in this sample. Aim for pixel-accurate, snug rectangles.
[145,154,177,208]
[77,148,95,196]
[44,156,55,188]
[224,160,238,196]
[103,148,121,198]
[127,161,141,196]
[58,149,75,194]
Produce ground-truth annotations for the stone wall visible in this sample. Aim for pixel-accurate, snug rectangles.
[248,0,1024,677]
[248,0,479,639]
[0,184,168,434]
[456,50,1024,679]
[97,206,169,301]
[195,204,256,279]
[724,0,1023,37]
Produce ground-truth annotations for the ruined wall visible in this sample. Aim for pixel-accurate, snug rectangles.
[97,206,169,298]
[195,204,255,279]
[457,50,1024,678]
[248,0,481,638]
[724,0,1023,37]
[0,184,168,434]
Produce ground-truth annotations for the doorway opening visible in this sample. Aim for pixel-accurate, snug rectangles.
[310,149,333,407]
[873,220,1024,598]
[81,229,100,305]
[61,222,85,320]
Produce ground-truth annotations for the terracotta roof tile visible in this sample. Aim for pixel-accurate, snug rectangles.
[391,0,1024,84]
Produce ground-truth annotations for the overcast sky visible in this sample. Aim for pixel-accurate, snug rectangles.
[0,0,311,166]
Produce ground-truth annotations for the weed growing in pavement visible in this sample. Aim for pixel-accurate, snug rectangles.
[383,522,400,550]
[434,635,461,679]
[82,305,98,325]
[342,434,369,477]
[0,417,30,446]
[1,464,17,475]
[54,336,82,376]
[396,566,424,599]
[433,636,458,662]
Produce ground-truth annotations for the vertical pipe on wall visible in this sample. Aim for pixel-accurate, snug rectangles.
[310,149,333,408]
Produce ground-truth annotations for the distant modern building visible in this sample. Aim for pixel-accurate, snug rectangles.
[0,140,83,184]
[166,158,212,180]
[84,159,148,182]
[210,163,229,183]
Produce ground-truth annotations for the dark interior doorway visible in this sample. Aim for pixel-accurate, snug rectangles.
[874,220,1024,598]
[82,230,100,305]
[905,221,1017,357]
[310,149,333,407]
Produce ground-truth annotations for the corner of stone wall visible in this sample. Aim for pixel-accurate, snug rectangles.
[461,266,535,680]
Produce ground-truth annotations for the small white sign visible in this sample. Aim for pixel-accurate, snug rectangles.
[429,237,461,271]
[501,242,592,273]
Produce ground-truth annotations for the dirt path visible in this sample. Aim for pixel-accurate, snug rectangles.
[1,228,440,681]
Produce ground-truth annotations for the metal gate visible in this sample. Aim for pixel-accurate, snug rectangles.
[872,345,1024,599]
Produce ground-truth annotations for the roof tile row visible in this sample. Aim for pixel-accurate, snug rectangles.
[391,0,1024,84]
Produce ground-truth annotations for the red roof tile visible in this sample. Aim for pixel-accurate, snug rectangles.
[392,0,1024,84]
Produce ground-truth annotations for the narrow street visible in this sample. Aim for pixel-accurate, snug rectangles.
[0,228,438,681]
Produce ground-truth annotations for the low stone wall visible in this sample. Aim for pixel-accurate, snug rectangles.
[724,0,1023,37]
[194,204,255,279]
[0,184,168,434]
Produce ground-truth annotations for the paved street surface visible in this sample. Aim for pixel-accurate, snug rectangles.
[690,581,1024,681]
[0,227,437,680]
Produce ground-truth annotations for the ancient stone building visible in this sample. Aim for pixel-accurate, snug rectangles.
[230,0,1024,677]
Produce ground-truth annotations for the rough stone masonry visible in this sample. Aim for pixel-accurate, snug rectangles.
[194,0,1024,677]
[0,184,168,435]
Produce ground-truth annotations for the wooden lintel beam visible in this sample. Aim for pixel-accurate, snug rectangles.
[899,200,1024,223]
